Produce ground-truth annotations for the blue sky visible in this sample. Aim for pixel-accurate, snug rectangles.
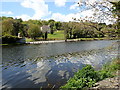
[0,0,116,24]
[2,2,76,16]
[1,0,83,21]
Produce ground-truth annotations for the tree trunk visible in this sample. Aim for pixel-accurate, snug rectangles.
[45,32,48,40]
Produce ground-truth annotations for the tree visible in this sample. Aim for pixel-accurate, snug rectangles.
[62,22,69,41]
[72,0,119,38]
[49,20,55,34]
[2,18,16,36]
[28,24,42,39]
[41,20,48,25]
[54,21,62,30]
[110,1,120,37]
[13,18,23,36]
[48,19,55,23]
[2,18,25,37]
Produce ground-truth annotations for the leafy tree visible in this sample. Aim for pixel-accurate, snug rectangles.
[28,24,42,39]
[2,18,16,36]
[62,22,69,41]
[48,19,55,23]
[2,18,25,37]
[13,18,23,36]
[110,1,120,37]
[23,19,42,26]
[49,20,55,34]
[54,21,62,30]
[41,20,48,25]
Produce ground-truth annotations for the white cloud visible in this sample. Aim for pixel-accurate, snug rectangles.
[50,8,114,24]
[16,14,31,21]
[49,9,96,22]
[80,9,94,19]
[16,0,51,20]
[54,0,66,7]
[50,13,81,22]
[0,11,13,15]
[70,3,79,10]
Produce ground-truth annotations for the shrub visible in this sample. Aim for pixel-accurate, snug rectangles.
[28,24,42,39]
[2,34,20,44]
[61,65,99,89]
[61,64,115,89]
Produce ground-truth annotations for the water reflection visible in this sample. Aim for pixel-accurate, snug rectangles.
[2,40,119,89]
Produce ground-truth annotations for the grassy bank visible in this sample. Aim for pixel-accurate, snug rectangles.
[60,58,120,89]
[26,30,120,42]
[68,37,120,41]
[25,38,36,42]
[48,30,65,40]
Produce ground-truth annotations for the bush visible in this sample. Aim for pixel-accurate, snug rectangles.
[28,24,42,39]
[2,34,20,44]
[61,64,115,89]
[61,65,99,89]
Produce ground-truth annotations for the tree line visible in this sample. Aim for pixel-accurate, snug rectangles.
[0,17,62,39]
[0,16,119,44]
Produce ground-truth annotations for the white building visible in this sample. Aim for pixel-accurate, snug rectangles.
[41,25,50,33]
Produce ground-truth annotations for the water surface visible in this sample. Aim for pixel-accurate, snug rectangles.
[2,40,119,88]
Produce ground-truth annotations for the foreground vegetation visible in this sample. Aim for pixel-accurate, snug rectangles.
[61,58,120,89]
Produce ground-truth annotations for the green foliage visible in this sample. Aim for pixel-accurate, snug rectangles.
[110,1,120,19]
[61,61,118,89]
[54,21,62,30]
[23,19,42,26]
[100,58,120,73]
[98,58,120,80]
[1,16,119,41]
[2,18,15,36]
[62,22,106,40]
[28,24,42,39]
[2,34,19,44]
[25,38,36,42]
[2,17,25,37]
[49,21,55,34]
[61,65,99,89]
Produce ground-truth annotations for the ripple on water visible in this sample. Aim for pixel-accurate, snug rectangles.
[2,40,119,88]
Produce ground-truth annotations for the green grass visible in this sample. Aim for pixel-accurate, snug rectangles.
[0,44,9,46]
[26,30,119,42]
[48,30,65,40]
[68,37,120,41]
[25,38,36,42]
[101,58,120,74]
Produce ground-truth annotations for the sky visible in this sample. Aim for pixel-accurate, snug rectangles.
[0,0,117,24]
